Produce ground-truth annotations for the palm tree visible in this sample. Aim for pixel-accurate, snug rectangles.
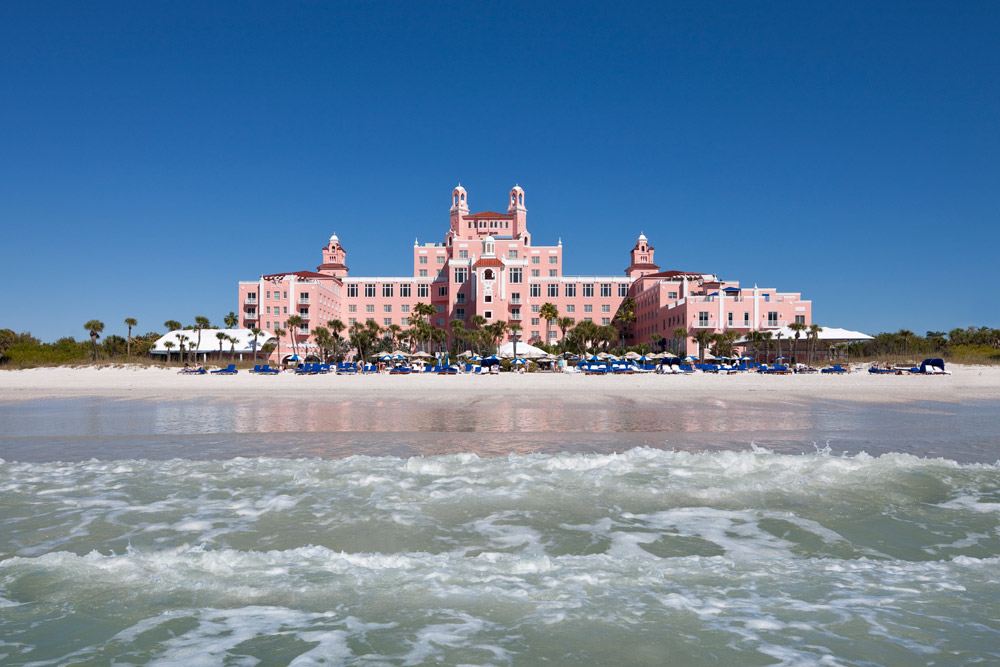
[411,302,437,352]
[760,331,774,362]
[774,331,784,363]
[193,316,210,364]
[387,323,402,349]
[672,326,688,356]
[272,326,286,364]
[613,297,637,351]
[176,333,190,364]
[216,331,227,357]
[164,320,181,333]
[84,320,104,362]
[226,335,237,359]
[124,317,137,357]
[539,303,559,347]
[312,326,332,362]
[509,321,523,356]
[693,329,714,364]
[224,311,238,329]
[789,321,807,363]
[326,319,346,341]
[285,315,304,358]
[808,324,823,366]
[249,327,263,361]
[556,317,573,353]
[163,340,175,362]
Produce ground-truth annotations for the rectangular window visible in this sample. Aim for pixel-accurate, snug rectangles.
[265,291,270,299]
[455,267,468,283]
[364,284,375,298]
[436,305,444,313]
[347,284,358,298]
[401,317,409,326]
[382,284,393,298]
[383,318,392,326]
[549,269,557,277]
[728,312,734,326]
[549,330,557,339]
[348,318,356,326]
[768,311,779,326]
[566,304,575,313]
[383,304,392,313]
[511,308,520,320]
[601,284,612,297]
[568,317,575,325]
[584,317,592,322]
[456,308,465,319]
[438,286,447,297]
[530,284,541,298]
[584,304,593,313]
[419,256,428,264]
[602,317,610,325]
[458,249,468,259]
[564,283,576,298]
[509,268,522,283]
[548,283,558,297]
[531,330,540,339]
[583,284,594,298]
[668,291,678,299]
[348,304,356,313]
[283,291,287,299]
[602,304,610,313]
[485,295,492,303]
[436,256,445,264]
[508,249,518,259]
[484,310,493,319]
[795,315,806,324]
[399,284,411,298]
[531,269,540,278]
[418,285,429,298]
[531,305,540,312]
[283,306,287,314]
[510,292,520,304]
[531,256,540,264]
[699,312,709,326]
[549,255,558,264]
[401,304,410,313]
[419,269,428,277]
[744,312,750,325]
[456,293,466,304]
[531,317,540,326]
[266,306,271,314]
[298,307,308,316]
[619,284,628,297]
[365,304,375,313]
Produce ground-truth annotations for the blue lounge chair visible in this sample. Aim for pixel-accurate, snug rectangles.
[821,365,850,374]
[211,364,238,375]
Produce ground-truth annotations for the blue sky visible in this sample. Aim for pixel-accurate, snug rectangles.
[2,1,998,342]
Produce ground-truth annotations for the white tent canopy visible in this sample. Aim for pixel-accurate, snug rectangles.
[151,328,276,355]
[737,326,873,344]
[496,341,549,358]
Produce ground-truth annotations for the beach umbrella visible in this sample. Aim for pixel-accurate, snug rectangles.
[411,351,432,359]
[623,351,641,360]
[458,350,474,358]
[639,355,647,363]
[512,358,527,364]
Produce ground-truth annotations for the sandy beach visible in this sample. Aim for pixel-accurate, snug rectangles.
[1,364,998,405]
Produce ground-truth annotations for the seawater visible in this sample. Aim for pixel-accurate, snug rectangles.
[0,399,998,665]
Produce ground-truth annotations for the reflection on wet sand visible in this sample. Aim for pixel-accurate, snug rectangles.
[1,396,996,463]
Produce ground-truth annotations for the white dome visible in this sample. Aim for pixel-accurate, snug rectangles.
[511,184,524,193]
[329,233,339,243]
[638,232,647,242]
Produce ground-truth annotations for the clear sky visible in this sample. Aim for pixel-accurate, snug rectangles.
[2,1,998,342]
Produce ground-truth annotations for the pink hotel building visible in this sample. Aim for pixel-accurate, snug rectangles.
[238,185,811,360]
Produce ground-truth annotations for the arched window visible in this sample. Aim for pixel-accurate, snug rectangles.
[484,269,495,281]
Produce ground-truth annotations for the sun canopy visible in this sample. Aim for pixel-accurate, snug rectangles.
[496,341,549,358]
[736,326,874,344]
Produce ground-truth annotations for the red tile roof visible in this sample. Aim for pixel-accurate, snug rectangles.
[473,257,506,267]
[262,270,336,280]
[465,211,513,219]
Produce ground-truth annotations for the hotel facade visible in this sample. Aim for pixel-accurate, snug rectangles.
[238,185,811,361]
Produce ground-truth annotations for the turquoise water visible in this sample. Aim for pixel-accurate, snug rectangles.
[0,399,998,665]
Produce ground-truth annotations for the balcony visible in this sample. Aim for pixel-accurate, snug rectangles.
[762,320,786,329]
[298,297,311,305]
[244,312,258,320]
[244,297,258,305]
[510,297,522,305]
[691,319,718,329]
[510,312,523,321]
